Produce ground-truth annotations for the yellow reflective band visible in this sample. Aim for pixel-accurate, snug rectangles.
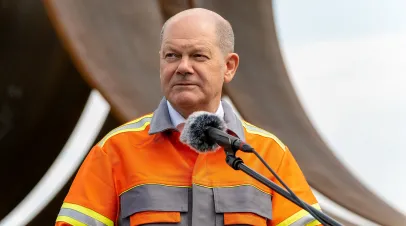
[103,122,150,139]
[120,182,192,196]
[276,203,321,226]
[242,121,286,149]
[193,183,272,196]
[56,216,86,226]
[307,219,321,226]
[124,113,153,125]
[98,114,152,147]
[62,203,114,226]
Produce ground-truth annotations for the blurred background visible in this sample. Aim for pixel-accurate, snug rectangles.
[0,0,405,225]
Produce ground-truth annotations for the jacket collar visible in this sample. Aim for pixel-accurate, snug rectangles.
[148,97,246,141]
[167,99,225,128]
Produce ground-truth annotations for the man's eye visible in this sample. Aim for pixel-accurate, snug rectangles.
[194,54,207,59]
[165,53,178,58]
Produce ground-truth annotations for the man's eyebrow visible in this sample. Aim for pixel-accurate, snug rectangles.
[161,44,213,57]
[161,45,177,52]
[162,43,211,51]
[193,47,211,53]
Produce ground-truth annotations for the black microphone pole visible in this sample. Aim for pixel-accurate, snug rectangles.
[224,150,342,226]
[181,112,342,225]
[205,127,341,225]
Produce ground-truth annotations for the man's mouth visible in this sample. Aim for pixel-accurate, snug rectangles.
[174,83,196,86]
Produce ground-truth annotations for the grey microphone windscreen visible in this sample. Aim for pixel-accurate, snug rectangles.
[180,111,227,153]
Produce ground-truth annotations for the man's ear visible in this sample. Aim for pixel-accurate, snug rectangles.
[224,53,239,83]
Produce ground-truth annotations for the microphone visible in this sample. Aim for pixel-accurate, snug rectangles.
[179,111,254,153]
[179,112,342,226]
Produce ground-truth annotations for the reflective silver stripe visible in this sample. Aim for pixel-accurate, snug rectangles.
[180,212,190,226]
[120,184,189,218]
[192,184,272,226]
[213,185,273,220]
[290,214,318,226]
[99,115,152,146]
[118,205,130,226]
[58,208,107,226]
[118,216,130,226]
[119,184,272,225]
[192,184,217,226]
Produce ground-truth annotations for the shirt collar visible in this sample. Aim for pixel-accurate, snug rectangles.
[166,100,225,128]
[149,97,245,141]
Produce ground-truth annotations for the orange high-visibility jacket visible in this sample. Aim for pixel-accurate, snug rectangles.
[55,98,321,226]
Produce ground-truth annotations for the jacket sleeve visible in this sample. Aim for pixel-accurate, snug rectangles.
[55,144,118,226]
[269,146,322,226]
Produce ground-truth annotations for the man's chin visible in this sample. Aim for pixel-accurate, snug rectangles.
[168,94,201,108]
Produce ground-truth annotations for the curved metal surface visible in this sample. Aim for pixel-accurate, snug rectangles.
[0,0,91,220]
[158,0,195,19]
[322,210,357,226]
[194,0,406,225]
[27,112,121,226]
[44,0,166,122]
[0,0,399,225]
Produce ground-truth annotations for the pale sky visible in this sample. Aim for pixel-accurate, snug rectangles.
[274,0,406,214]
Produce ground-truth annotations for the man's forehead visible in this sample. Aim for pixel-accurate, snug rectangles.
[165,24,215,39]
[162,40,213,50]
[163,15,216,37]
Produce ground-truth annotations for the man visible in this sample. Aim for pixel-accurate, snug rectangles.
[56,8,322,226]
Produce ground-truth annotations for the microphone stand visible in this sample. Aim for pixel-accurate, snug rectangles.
[223,148,342,226]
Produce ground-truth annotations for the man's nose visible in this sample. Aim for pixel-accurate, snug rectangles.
[176,57,194,76]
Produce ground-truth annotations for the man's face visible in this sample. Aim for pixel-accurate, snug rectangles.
[159,18,232,115]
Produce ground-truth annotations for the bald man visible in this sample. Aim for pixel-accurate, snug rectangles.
[56,8,322,226]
